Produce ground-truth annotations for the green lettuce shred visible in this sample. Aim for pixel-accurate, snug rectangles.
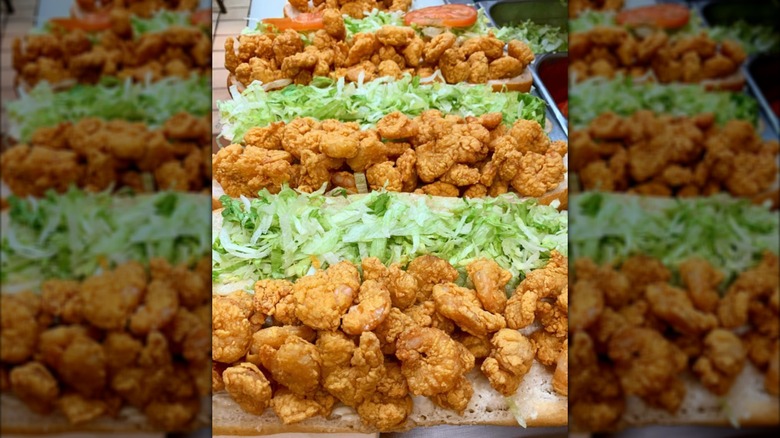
[345,9,405,37]
[213,187,567,287]
[7,74,210,142]
[1,189,211,285]
[218,75,546,143]
[131,10,198,36]
[569,76,759,129]
[570,193,779,283]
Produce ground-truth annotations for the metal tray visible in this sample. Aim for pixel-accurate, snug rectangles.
[531,52,568,136]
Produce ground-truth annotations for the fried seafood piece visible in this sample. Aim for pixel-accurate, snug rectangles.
[530,330,566,367]
[403,300,456,335]
[373,308,416,354]
[57,393,113,425]
[0,294,39,364]
[253,279,298,325]
[367,161,403,191]
[453,332,492,360]
[212,292,254,363]
[432,283,506,337]
[377,112,419,140]
[692,329,746,395]
[246,325,316,369]
[480,329,535,396]
[608,327,687,412]
[362,257,417,309]
[570,332,625,431]
[269,336,322,397]
[505,251,568,329]
[212,144,294,197]
[424,32,457,64]
[466,258,511,314]
[222,362,272,415]
[395,326,470,397]
[342,279,392,335]
[406,255,459,303]
[271,388,336,424]
[293,261,361,330]
[9,362,59,414]
[430,375,474,414]
[552,340,568,396]
[320,331,386,407]
[322,8,346,40]
[646,282,718,335]
[356,360,413,430]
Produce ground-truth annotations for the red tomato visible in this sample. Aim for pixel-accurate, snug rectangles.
[403,4,478,28]
[262,12,324,31]
[557,100,568,118]
[191,9,211,27]
[616,4,690,29]
[50,12,112,31]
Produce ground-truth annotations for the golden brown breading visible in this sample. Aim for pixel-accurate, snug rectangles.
[481,329,535,396]
[223,362,273,415]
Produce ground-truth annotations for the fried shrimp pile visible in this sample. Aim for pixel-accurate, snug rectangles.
[0,113,212,197]
[571,111,779,199]
[290,0,412,18]
[212,253,568,430]
[213,112,566,198]
[570,27,745,87]
[13,21,210,88]
[75,0,200,16]
[0,257,211,430]
[225,18,534,87]
[569,252,780,431]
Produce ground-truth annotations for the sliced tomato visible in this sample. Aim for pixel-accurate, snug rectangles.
[616,4,690,29]
[50,12,112,32]
[403,4,478,28]
[557,100,568,118]
[191,9,211,27]
[262,13,324,31]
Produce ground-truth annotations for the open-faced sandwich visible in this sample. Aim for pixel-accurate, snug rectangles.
[211,189,569,433]
[225,5,537,92]
[568,192,780,431]
[0,190,212,434]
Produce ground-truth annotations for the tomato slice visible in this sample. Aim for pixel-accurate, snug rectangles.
[557,100,568,118]
[403,4,478,28]
[262,13,324,31]
[50,12,112,32]
[191,9,211,27]
[616,4,690,29]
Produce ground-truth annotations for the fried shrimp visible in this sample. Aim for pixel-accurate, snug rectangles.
[466,258,511,314]
[481,329,535,396]
[395,326,468,397]
[342,279,392,335]
[293,261,360,330]
[212,293,253,363]
[222,362,273,415]
[432,283,506,337]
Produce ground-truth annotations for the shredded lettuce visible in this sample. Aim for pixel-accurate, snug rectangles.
[7,74,210,142]
[708,20,780,54]
[213,187,567,288]
[569,10,617,33]
[493,20,568,53]
[1,189,211,285]
[218,75,546,143]
[570,193,779,283]
[569,76,759,129]
[131,10,197,36]
[345,9,405,37]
